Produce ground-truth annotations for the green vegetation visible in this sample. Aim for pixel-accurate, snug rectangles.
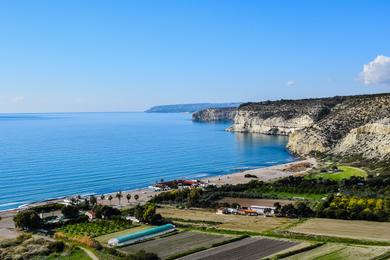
[309,166,367,181]
[0,234,66,259]
[57,219,133,237]
[45,247,90,260]
[13,210,42,230]
[260,191,326,200]
[317,195,389,221]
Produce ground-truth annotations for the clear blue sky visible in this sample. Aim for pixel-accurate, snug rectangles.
[0,0,389,112]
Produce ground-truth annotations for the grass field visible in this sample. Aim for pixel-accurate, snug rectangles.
[289,218,390,242]
[119,231,233,259]
[157,207,295,233]
[95,225,148,244]
[309,166,367,181]
[180,237,298,260]
[285,243,390,260]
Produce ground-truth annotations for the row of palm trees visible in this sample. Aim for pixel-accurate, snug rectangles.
[96,192,139,206]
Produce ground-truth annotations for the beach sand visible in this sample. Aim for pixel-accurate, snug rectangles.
[0,158,316,220]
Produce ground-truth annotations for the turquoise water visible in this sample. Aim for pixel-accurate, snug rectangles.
[0,113,294,211]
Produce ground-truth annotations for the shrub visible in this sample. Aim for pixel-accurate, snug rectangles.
[13,210,42,230]
[48,241,65,253]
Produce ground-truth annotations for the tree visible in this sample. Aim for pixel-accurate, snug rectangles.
[13,210,42,230]
[100,194,105,204]
[94,205,121,219]
[134,194,139,202]
[274,202,282,213]
[143,203,156,223]
[108,195,113,205]
[126,194,132,204]
[116,192,123,206]
[61,205,79,219]
[187,189,201,207]
[90,195,97,206]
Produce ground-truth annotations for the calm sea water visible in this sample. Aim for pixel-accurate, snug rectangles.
[0,112,294,211]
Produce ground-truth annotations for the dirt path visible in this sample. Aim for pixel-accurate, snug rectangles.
[80,247,99,260]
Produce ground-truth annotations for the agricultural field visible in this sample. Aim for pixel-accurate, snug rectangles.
[95,225,148,244]
[119,231,233,259]
[289,218,390,242]
[157,207,295,233]
[308,166,367,181]
[285,243,390,260]
[56,219,133,238]
[179,237,298,260]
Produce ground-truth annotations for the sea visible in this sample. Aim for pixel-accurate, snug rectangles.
[0,112,294,211]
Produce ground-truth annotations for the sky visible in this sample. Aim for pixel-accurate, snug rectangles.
[0,0,389,113]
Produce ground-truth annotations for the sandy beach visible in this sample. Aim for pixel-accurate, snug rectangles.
[0,158,316,240]
[0,158,316,219]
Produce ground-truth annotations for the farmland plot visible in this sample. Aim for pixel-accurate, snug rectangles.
[119,231,233,259]
[289,218,390,242]
[157,207,294,233]
[285,243,390,260]
[179,237,298,260]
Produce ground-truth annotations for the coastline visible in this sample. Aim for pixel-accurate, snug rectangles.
[0,158,316,219]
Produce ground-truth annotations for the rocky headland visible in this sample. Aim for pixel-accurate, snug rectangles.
[193,93,390,164]
[192,107,237,121]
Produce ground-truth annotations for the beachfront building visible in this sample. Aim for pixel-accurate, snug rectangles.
[249,205,276,215]
[150,179,208,191]
[108,224,176,247]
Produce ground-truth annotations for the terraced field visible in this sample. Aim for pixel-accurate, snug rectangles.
[119,231,233,259]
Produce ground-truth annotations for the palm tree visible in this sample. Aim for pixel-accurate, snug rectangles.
[116,191,123,206]
[108,195,113,206]
[126,194,131,204]
[90,195,97,206]
[100,194,105,204]
[134,194,139,202]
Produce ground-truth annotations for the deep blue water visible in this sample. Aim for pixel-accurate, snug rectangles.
[0,113,294,211]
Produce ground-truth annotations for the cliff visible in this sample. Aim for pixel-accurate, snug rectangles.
[287,94,390,161]
[227,98,342,135]
[192,108,237,121]
[222,93,390,162]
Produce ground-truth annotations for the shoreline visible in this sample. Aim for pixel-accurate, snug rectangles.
[0,158,316,218]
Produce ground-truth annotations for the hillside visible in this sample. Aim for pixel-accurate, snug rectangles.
[194,93,390,164]
[146,103,241,113]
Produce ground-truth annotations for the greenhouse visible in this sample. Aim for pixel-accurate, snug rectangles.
[108,224,176,246]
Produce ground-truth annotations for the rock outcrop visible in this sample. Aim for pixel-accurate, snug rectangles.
[192,108,237,121]
[221,93,390,161]
[287,94,390,161]
[226,98,342,135]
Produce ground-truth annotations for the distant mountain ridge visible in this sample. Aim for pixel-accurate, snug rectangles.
[145,103,241,113]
